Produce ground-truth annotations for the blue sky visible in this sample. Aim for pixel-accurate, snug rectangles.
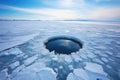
[0,0,120,20]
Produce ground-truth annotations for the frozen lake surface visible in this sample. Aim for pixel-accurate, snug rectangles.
[0,21,120,80]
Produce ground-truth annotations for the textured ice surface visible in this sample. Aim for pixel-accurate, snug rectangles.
[0,21,120,80]
[67,69,109,80]
[85,62,107,75]
[0,33,39,51]
[0,71,8,80]
[12,68,56,80]
[36,68,57,80]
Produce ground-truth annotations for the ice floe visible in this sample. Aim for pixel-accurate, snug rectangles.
[85,62,107,76]
[9,61,20,69]
[36,68,57,80]
[24,55,38,66]
[0,48,22,56]
[0,33,39,52]
[12,68,56,80]
[67,68,110,80]
[0,21,119,80]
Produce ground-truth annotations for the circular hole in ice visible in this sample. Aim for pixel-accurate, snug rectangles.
[96,78,102,80]
[44,36,83,54]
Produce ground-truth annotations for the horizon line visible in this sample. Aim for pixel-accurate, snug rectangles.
[0,19,120,22]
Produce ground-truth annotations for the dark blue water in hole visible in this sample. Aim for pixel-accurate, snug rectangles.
[44,36,83,54]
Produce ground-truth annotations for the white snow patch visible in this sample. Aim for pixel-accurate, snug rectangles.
[85,62,107,76]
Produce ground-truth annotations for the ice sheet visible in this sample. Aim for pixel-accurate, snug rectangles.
[0,21,120,80]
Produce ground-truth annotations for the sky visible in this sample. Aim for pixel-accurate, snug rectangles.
[0,0,120,20]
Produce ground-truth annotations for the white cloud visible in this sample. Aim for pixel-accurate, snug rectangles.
[88,7,120,20]
[42,0,86,8]
[0,4,81,20]
[0,4,120,20]
[58,0,85,7]
[59,0,75,7]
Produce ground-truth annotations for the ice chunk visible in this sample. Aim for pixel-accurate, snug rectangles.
[24,55,38,66]
[37,68,57,80]
[26,62,46,72]
[13,68,57,80]
[67,68,110,80]
[101,53,108,57]
[106,65,112,69]
[68,65,74,70]
[85,62,107,75]
[59,66,63,69]
[106,51,113,55]
[0,71,8,80]
[0,51,9,56]
[71,53,81,62]
[52,56,58,61]
[67,73,79,80]
[64,55,72,63]
[101,57,109,63]
[9,61,20,69]
[74,69,89,80]
[86,70,110,80]
[11,65,25,77]
[67,69,89,80]
[12,69,38,80]
[8,48,23,55]
[0,33,39,51]
[79,51,88,59]
[87,52,96,58]
[0,48,22,56]
[94,58,104,64]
